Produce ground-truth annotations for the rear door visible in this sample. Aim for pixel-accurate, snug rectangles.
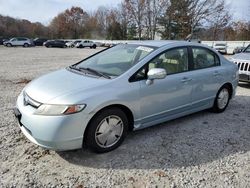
[17,38,25,46]
[189,47,222,108]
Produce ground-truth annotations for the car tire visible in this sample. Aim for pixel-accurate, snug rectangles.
[23,43,29,47]
[6,43,12,47]
[92,44,97,49]
[211,85,230,113]
[85,108,128,153]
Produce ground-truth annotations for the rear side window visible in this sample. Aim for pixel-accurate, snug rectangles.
[192,47,220,69]
[18,38,26,41]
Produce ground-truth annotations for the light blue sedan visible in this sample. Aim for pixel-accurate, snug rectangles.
[14,41,239,152]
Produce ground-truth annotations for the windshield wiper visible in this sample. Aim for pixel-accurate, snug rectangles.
[83,67,111,79]
[70,65,111,79]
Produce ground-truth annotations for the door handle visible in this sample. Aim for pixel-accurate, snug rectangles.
[213,71,220,76]
[181,77,192,83]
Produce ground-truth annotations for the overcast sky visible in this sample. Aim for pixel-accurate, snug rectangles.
[0,0,249,25]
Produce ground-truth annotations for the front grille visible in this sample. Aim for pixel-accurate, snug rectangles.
[234,61,250,71]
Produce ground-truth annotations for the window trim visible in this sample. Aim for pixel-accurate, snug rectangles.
[129,46,191,82]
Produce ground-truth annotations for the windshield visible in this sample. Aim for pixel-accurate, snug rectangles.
[75,44,156,77]
[244,45,250,53]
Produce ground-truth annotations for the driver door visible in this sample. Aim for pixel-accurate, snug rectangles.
[137,47,193,126]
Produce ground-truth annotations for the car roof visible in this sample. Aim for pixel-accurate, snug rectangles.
[126,40,200,48]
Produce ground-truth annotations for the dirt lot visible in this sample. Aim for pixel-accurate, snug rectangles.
[0,46,249,187]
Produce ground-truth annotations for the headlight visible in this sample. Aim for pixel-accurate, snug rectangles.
[35,104,86,116]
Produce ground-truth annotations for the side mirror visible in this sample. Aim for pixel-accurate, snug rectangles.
[146,68,167,85]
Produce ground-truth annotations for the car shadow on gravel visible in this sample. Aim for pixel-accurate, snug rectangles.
[57,95,250,170]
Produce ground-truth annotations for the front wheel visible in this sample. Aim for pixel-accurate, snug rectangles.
[211,86,230,113]
[85,108,128,153]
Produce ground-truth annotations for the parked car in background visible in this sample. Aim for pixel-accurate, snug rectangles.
[0,37,9,45]
[14,41,238,153]
[3,37,33,47]
[76,40,97,49]
[65,40,82,48]
[44,40,66,48]
[214,43,227,54]
[233,46,245,54]
[33,38,48,46]
[231,44,250,83]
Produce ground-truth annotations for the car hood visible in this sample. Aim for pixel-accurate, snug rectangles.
[232,53,250,61]
[24,68,110,104]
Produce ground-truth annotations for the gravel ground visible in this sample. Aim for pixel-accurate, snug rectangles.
[0,46,249,187]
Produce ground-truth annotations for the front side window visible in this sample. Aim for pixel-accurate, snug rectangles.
[131,47,189,81]
[75,44,156,77]
[148,47,189,75]
[192,48,220,69]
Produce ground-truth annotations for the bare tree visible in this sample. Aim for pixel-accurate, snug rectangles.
[208,0,231,40]
[95,6,110,38]
[159,0,231,39]
[145,0,169,39]
[188,0,230,36]
[117,2,130,39]
[124,0,147,40]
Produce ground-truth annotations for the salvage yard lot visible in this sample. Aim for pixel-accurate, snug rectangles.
[0,46,249,187]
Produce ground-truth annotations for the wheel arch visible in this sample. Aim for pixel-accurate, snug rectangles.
[83,104,134,145]
[221,82,233,99]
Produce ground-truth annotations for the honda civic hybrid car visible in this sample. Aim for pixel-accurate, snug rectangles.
[14,41,238,153]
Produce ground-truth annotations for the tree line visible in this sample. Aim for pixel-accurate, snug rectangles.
[0,0,250,41]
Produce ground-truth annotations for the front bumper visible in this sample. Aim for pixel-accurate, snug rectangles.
[14,94,91,151]
[239,74,250,82]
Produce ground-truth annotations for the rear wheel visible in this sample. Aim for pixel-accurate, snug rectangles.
[85,108,128,153]
[23,43,29,47]
[211,86,230,113]
[92,44,97,49]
